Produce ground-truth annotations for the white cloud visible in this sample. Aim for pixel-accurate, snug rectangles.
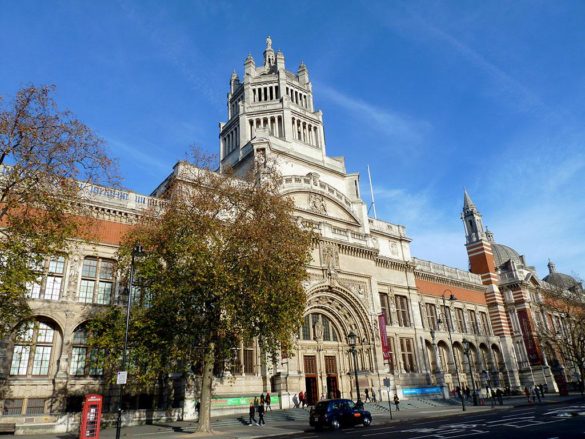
[317,82,431,147]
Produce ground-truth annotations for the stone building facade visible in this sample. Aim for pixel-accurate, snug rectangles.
[0,37,580,432]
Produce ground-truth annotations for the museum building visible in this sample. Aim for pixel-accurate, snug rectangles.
[0,37,578,431]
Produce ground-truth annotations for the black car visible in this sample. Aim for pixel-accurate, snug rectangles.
[309,399,372,430]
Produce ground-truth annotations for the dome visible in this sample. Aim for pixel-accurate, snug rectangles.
[492,243,523,268]
[543,260,581,291]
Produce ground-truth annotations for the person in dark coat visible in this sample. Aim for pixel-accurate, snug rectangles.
[393,394,400,411]
[248,402,257,425]
[257,401,265,426]
[266,392,272,411]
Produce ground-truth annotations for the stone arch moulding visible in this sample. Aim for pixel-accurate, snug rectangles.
[305,283,375,344]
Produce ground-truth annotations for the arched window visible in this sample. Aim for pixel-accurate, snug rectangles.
[78,257,116,304]
[10,321,56,376]
[299,314,339,342]
[70,325,103,377]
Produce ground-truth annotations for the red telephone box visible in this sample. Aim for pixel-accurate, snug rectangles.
[79,394,103,439]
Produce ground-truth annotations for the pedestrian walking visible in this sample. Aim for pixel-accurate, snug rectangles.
[248,402,257,426]
[266,392,272,411]
[260,393,265,408]
[292,393,299,408]
[371,387,377,403]
[364,388,370,402]
[299,390,305,408]
[524,386,531,404]
[533,386,541,403]
[456,386,462,400]
[539,384,545,398]
[257,402,265,426]
[464,386,471,401]
[496,388,503,406]
[393,394,400,411]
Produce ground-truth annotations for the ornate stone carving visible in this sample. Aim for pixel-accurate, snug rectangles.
[309,193,327,214]
[321,242,339,270]
[338,278,368,296]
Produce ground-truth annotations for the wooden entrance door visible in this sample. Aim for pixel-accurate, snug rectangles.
[304,355,318,405]
[325,355,339,398]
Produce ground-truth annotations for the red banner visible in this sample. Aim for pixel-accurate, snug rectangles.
[517,309,542,365]
[378,314,391,361]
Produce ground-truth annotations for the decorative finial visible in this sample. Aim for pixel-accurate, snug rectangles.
[547,259,556,274]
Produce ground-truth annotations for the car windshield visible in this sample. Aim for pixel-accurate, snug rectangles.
[346,400,356,409]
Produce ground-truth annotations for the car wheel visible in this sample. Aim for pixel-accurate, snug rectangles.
[363,417,371,427]
[330,418,340,430]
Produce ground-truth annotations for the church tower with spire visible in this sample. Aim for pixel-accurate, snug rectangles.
[461,190,520,387]
[462,190,498,284]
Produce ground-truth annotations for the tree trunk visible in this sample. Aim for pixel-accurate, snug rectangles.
[196,341,215,433]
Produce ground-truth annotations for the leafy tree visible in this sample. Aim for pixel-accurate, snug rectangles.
[538,278,585,384]
[0,85,117,339]
[89,157,312,432]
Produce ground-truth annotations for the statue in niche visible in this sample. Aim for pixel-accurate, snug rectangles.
[314,318,323,341]
[255,148,266,168]
[309,193,327,214]
[321,243,339,270]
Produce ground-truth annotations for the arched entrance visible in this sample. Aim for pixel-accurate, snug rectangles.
[295,283,375,405]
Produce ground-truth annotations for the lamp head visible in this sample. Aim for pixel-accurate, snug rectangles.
[347,331,357,347]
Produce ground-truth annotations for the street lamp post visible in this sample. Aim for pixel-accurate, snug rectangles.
[115,243,144,439]
[440,291,465,412]
[463,339,478,406]
[347,331,361,405]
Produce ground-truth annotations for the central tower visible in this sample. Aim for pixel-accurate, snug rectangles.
[219,36,327,173]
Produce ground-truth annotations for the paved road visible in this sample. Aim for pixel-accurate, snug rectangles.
[264,401,585,439]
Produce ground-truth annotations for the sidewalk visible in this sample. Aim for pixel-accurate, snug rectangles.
[14,394,585,439]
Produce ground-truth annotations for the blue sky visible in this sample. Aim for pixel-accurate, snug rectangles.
[2,0,584,279]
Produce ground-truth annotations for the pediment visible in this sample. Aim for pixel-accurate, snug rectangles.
[285,190,361,225]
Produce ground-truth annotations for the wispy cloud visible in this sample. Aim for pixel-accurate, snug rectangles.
[106,137,171,180]
[317,82,431,147]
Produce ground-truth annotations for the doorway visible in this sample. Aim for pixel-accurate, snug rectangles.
[326,376,338,399]
[305,376,318,405]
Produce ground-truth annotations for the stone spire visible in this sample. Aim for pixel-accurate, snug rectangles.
[463,189,476,212]
[485,227,495,242]
[461,189,485,244]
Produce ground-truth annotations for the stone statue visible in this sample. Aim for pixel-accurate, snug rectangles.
[266,36,272,49]
[314,318,323,340]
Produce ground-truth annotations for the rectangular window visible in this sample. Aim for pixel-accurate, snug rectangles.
[49,256,65,274]
[31,346,52,375]
[26,281,42,299]
[25,398,46,415]
[10,345,30,375]
[441,305,453,331]
[395,295,411,327]
[243,347,254,374]
[82,258,98,278]
[480,312,490,335]
[301,315,311,340]
[304,355,317,374]
[45,276,61,301]
[89,349,104,376]
[3,399,23,416]
[455,308,466,333]
[379,293,391,324]
[425,304,437,330]
[70,347,87,376]
[324,356,337,374]
[468,310,479,334]
[97,282,112,305]
[400,338,417,373]
[79,280,95,303]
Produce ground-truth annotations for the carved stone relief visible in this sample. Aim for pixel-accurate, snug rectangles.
[309,193,327,214]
